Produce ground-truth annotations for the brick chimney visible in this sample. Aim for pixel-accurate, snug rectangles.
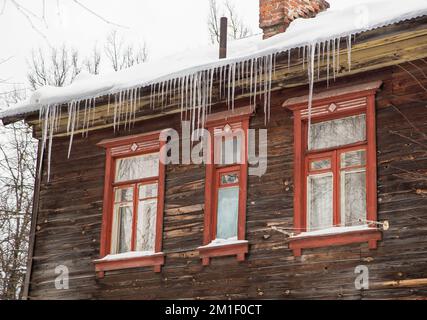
[259,0,330,39]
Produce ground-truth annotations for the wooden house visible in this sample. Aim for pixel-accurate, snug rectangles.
[1,0,427,299]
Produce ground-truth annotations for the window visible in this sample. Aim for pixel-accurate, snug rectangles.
[283,82,383,256]
[95,132,166,276]
[199,107,252,266]
[111,153,159,254]
[306,115,367,231]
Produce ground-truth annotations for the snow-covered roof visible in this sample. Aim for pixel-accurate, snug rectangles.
[1,0,427,120]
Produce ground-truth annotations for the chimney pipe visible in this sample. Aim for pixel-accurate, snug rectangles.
[219,17,228,59]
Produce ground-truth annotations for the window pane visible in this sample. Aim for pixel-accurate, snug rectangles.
[309,114,366,150]
[115,153,159,182]
[139,183,158,200]
[136,199,157,252]
[221,173,239,185]
[310,159,331,171]
[219,135,242,165]
[112,205,133,254]
[341,170,366,226]
[307,174,333,231]
[216,186,239,239]
[341,149,366,168]
[114,187,133,203]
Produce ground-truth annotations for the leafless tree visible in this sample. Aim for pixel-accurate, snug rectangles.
[122,43,148,69]
[208,0,221,44]
[224,0,251,41]
[0,89,37,300]
[207,0,252,44]
[27,45,81,90]
[104,30,148,71]
[83,45,102,75]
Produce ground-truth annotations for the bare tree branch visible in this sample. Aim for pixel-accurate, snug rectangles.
[0,88,36,299]
[207,0,252,44]
[27,45,81,90]
[71,0,128,29]
[104,30,148,71]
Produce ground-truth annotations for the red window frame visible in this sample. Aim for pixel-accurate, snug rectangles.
[200,108,252,266]
[283,83,382,256]
[95,131,166,277]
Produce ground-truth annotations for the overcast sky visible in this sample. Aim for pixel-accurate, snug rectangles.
[0,0,260,98]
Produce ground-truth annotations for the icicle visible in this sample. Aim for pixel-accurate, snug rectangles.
[38,105,48,178]
[219,66,223,99]
[267,54,273,123]
[326,40,330,87]
[307,43,316,150]
[249,58,254,108]
[302,45,306,70]
[347,34,352,71]
[336,37,341,76]
[185,75,189,119]
[68,101,76,159]
[150,84,154,110]
[263,56,268,121]
[113,94,118,131]
[180,76,185,120]
[322,41,325,65]
[227,64,231,108]
[209,68,214,114]
[253,58,258,109]
[272,52,277,79]
[317,42,321,80]
[332,38,336,80]
[231,62,236,111]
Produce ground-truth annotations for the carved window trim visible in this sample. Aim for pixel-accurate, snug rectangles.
[283,82,383,256]
[95,132,166,277]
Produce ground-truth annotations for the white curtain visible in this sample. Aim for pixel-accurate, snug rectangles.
[216,186,239,239]
[115,153,159,182]
[341,170,366,226]
[309,114,366,150]
[136,198,157,252]
[307,174,333,231]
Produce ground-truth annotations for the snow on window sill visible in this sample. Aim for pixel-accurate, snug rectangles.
[291,225,375,239]
[198,237,249,266]
[288,225,382,257]
[198,237,248,249]
[94,251,165,277]
[94,251,162,262]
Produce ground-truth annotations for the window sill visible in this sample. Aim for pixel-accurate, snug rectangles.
[94,252,165,278]
[288,226,382,257]
[198,240,249,266]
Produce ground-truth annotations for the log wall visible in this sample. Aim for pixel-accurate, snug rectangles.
[27,61,427,299]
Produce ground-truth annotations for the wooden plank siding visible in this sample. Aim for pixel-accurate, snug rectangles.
[26,60,427,300]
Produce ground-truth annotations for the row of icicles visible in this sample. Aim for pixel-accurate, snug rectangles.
[39,35,354,180]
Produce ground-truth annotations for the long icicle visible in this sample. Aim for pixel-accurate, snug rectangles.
[307,43,316,150]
